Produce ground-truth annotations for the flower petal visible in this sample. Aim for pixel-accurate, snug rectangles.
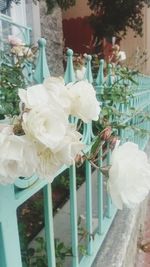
[108,142,150,209]
[67,80,101,122]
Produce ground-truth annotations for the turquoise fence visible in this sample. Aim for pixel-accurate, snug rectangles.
[0,14,150,267]
[0,13,31,45]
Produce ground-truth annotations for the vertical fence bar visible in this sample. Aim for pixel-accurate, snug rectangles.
[44,184,56,267]
[106,144,112,218]
[25,27,32,45]
[96,60,104,232]
[85,159,93,255]
[105,63,113,218]
[97,147,104,234]
[0,185,22,267]
[69,164,79,267]
[85,123,93,255]
[0,223,6,267]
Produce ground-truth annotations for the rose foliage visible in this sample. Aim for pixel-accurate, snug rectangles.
[73,63,150,210]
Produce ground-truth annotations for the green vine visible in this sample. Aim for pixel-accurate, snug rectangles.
[88,0,150,40]
[35,0,76,12]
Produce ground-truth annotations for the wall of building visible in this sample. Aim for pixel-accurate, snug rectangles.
[62,0,91,19]
[5,0,64,76]
[145,7,150,75]
[26,0,41,44]
[62,0,93,54]
[121,6,150,75]
[26,0,64,76]
[8,0,27,39]
[63,2,150,75]
[39,1,64,76]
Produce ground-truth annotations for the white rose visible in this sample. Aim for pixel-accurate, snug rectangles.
[44,76,65,88]
[19,80,71,115]
[0,124,13,134]
[22,105,68,151]
[8,35,24,46]
[118,51,126,61]
[35,125,84,182]
[107,141,150,209]
[75,66,86,81]
[36,144,63,183]
[18,84,51,109]
[44,76,71,114]
[0,132,37,184]
[11,46,25,57]
[67,80,101,123]
[53,125,84,165]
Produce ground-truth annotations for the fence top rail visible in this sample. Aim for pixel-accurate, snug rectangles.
[64,48,150,94]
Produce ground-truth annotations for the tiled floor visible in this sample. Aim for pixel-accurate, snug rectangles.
[135,200,150,267]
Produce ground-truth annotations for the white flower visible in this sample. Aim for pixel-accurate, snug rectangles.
[67,80,101,123]
[19,79,101,123]
[44,76,65,88]
[22,105,68,151]
[43,76,71,114]
[118,51,126,61]
[36,144,63,183]
[107,141,150,209]
[8,35,24,46]
[11,46,24,57]
[18,84,51,109]
[53,125,84,165]
[19,80,71,114]
[75,66,86,81]
[0,131,37,184]
[36,125,84,182]
[0,124,13,134]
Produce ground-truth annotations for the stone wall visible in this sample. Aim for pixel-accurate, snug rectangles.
[93,141,150,267]
[92,199,148,267]
[39,1,64,76]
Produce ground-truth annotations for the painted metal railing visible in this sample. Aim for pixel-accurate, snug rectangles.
[1,15,150,267]
[0,13,31,45]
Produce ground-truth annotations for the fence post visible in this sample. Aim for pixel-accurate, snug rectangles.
[85,124,93,255]
[64,48,76,84]
[0,185,22,267]
[97,147,104,234]
[69,164,79,267]
[106,63,113,218]
[34,38,50,84]
[44,184,56,267]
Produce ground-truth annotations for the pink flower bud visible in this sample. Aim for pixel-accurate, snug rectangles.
[100,127,112,141]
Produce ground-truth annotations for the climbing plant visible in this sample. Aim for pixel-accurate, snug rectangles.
[87,0,150,40]
[47,0,76,11]
[38,0,150,44]
[9,0,150,36]
[36,0,76,12]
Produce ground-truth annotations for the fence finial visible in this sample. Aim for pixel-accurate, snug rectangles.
[85,54,93,84]
[107,63,113,86]
[34,38,50,84]
[64,48,76,84]
[96,59,104,94]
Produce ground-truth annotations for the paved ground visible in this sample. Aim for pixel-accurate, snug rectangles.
[135,198,150,267]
